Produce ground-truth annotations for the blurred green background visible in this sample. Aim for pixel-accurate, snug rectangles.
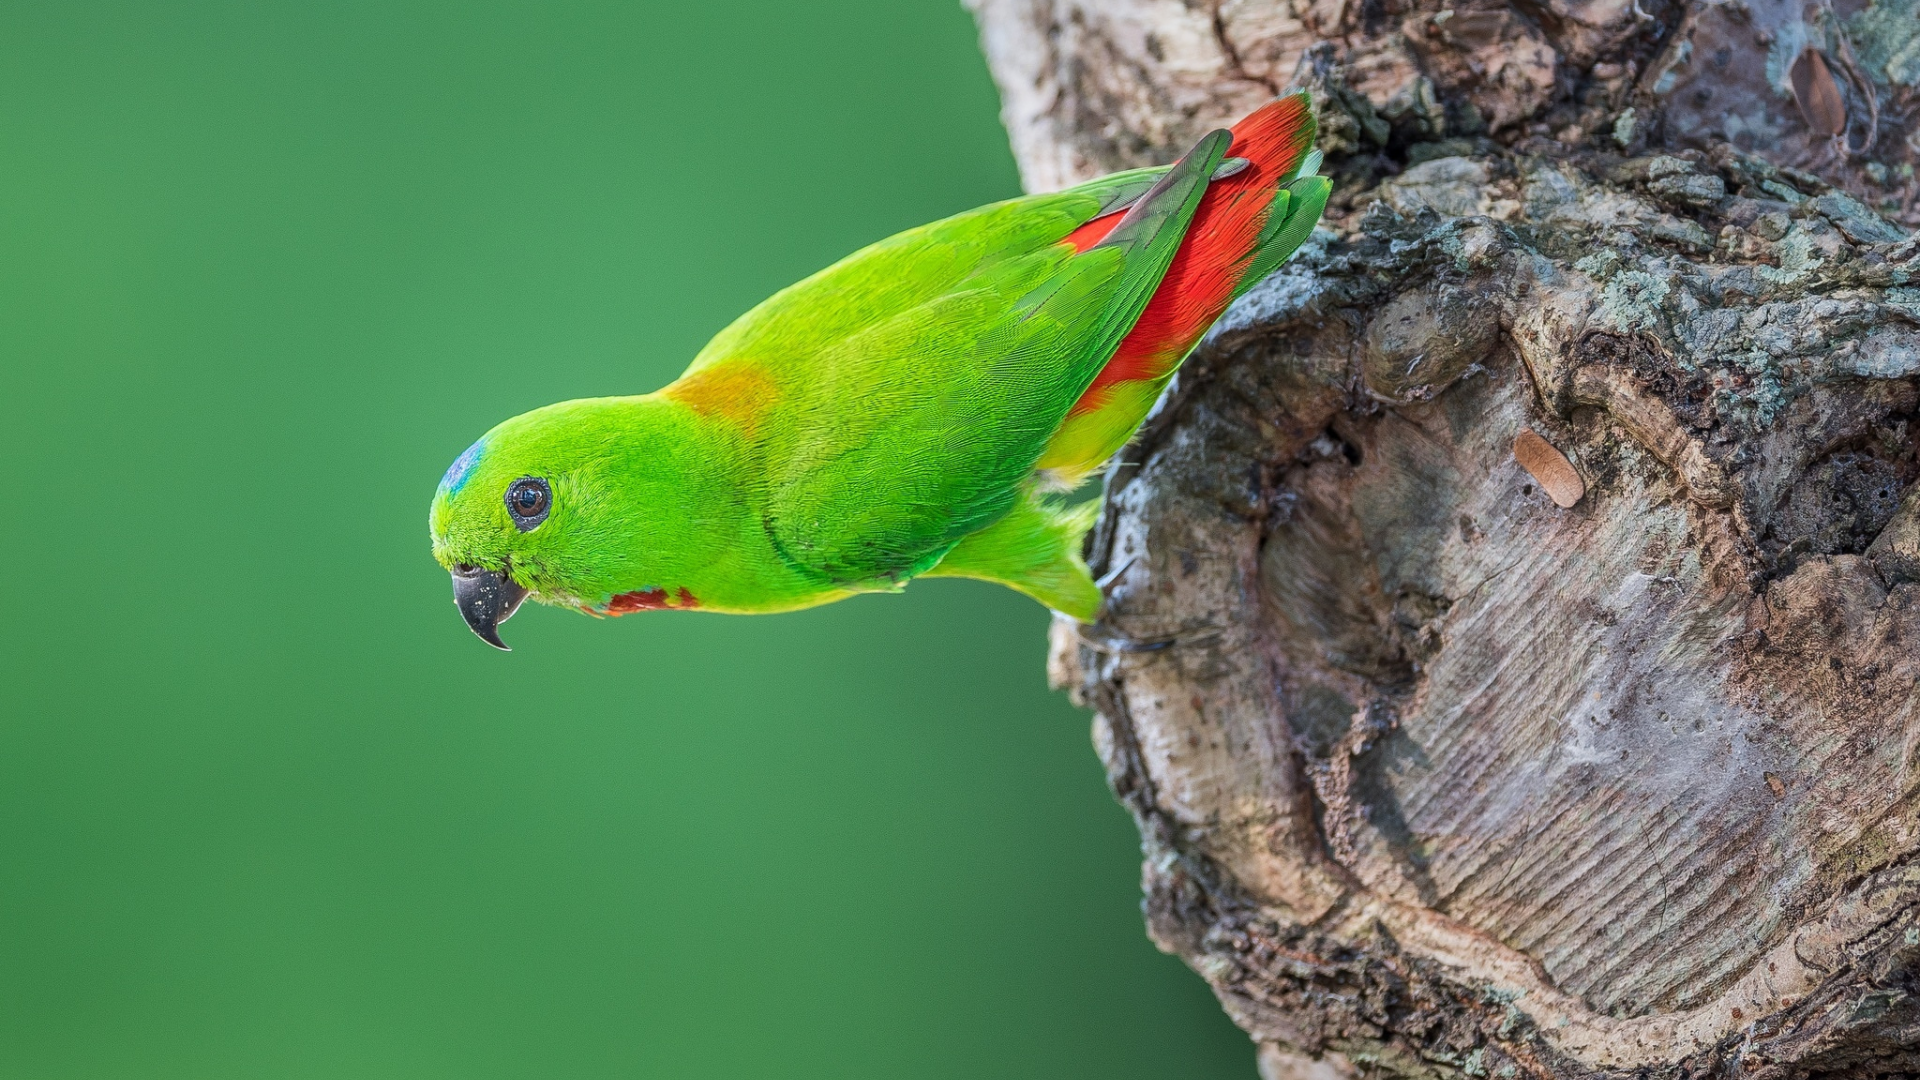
[0,2,1257,1077]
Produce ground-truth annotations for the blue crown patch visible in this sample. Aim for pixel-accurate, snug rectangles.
[439,438,485,497]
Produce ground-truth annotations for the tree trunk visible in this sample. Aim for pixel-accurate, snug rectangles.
[964,1,1920,1076]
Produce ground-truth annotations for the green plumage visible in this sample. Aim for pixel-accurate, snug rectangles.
[430,98,1324,634]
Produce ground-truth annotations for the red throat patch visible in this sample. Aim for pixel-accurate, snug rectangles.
[604,586,700,614]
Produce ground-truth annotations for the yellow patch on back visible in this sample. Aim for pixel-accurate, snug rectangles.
[1034,379,1165,486]
[663,361,781,435]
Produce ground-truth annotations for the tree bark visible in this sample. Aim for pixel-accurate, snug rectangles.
[964,1,1920,1076]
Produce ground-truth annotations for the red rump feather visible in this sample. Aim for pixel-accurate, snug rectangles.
[1060,97,1315,418]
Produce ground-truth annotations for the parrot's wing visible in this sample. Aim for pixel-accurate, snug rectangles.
[748,130,1232,587]
[679,169,1174,383]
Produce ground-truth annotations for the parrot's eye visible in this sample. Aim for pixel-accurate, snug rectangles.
[505,477,551,531]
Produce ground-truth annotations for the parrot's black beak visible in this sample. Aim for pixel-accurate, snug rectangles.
[451,564,528,651]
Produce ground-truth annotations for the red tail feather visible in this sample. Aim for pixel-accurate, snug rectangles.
[1061,96,1315,418]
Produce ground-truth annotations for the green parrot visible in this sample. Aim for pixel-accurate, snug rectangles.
[431,94,1328,648]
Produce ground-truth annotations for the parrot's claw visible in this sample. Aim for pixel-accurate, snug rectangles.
[451,564,528,651]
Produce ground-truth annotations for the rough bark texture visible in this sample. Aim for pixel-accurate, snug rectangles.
[965,1,1920,1076]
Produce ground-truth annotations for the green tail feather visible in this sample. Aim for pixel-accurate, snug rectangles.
[921,482,1103,621]
[1243,174,1331,290]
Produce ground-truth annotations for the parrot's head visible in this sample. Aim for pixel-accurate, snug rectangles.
[429,399,627,650]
